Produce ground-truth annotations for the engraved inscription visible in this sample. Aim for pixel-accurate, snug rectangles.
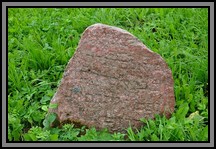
[64,49,164,124]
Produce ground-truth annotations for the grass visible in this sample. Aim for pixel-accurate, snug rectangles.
[8,8,208,141]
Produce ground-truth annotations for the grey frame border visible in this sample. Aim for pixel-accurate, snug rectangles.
[2,2,214,147]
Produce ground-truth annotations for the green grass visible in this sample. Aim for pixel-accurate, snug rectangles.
[8,8,208,141]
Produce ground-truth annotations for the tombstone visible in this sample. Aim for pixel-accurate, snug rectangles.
[48,23,175,133]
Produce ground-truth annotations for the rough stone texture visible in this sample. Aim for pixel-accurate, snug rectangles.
[49,23,175,133]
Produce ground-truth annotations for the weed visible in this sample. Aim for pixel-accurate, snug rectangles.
[8,8,208,141]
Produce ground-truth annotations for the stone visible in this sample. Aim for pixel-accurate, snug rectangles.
[48,23,175,133]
